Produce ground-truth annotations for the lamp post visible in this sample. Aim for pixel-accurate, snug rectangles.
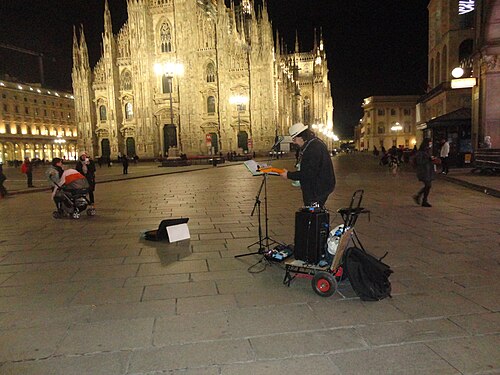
[154,62,184,154]
[390,122,403,148]
[229,95,249,150]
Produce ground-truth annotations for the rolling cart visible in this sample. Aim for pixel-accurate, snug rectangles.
[283,190,370,297]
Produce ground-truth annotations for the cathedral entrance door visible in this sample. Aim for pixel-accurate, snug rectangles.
[126,137,136,157]
[237,131,248,151]
[163,125,177,156]
[209,132,218,154]
[101,139,111,158]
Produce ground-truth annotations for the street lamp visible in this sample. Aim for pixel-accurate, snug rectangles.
[154,62,184,154]
[391,122,403,131]
[229,95,249,150]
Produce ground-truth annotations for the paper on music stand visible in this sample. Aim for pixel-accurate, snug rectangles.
[244,160,266,176]
[166,223,190,242]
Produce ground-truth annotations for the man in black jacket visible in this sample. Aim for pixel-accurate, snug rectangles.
[279,123,336,207]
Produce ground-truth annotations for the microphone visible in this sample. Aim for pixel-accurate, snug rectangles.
[271,136,285,151]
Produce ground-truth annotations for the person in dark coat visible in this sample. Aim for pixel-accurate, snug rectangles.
[0,164,7,198]
[21,157,34,187]
[75,151,96,208]
[413,138,435,207]
[122,155,129,174]
[279,123,336,207]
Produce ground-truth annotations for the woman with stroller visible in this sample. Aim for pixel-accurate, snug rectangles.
[76,151,96,210]
[46,158,64,188]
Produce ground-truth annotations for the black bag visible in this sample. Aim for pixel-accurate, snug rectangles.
[343,247,393,301]
[144,218,189,241]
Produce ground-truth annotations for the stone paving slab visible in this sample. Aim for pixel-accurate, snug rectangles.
[0,153,499,374]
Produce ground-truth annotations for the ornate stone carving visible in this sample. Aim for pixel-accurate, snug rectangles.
[482,54,499,72]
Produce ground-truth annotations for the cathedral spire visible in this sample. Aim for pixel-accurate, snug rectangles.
[104,0,113,37]
[295,30,299,53]
[72,25,80,67]
[275,29,280,56]
[261,0,269,23]
[319,27,324,52]
[79,25,90,70]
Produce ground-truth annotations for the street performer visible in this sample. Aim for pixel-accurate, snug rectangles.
[279,123,336,207]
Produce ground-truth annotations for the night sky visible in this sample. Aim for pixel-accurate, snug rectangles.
[0,0,429,137]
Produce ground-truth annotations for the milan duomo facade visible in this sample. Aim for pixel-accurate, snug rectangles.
[72,0,333,158]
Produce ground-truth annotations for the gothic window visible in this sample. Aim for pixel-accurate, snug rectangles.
[206,62,216,82]
[162,76,172,94]
[99,105,107,121]
[207,96,215,114]
[121,70,132,91]
[125,103,133,119]
[160,22,172,53]
[390,109,396,116]
[377,109,385,116]
[303,96,311,124]
[377,123,385,134]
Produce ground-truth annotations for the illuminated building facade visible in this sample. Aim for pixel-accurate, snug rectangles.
[471,0,500,148]
[72,0,333,159]
[358,96,420,151]
[0,78,77,164]
[416,0,476,164]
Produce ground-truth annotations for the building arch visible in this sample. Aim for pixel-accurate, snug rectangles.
[436,51,441,84]
[441,44,448,81]
[430,58,435,87]
[458,39,473,63]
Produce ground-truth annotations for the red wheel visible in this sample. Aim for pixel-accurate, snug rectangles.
[312,271,337,297]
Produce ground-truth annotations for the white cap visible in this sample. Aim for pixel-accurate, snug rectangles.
[289,123,308,138]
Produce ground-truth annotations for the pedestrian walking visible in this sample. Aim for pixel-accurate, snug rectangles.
[122,155,129,174]
[412,138,435,207]
[279,123,336,207]
[440,138,450,174]
[0,164,8,198]
[21,156,34,187]
[76,151,96,209]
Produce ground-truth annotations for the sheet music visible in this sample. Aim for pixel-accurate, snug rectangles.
[244,160,265,176]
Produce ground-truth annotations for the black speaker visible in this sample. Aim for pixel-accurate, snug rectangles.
[294,210,329,264]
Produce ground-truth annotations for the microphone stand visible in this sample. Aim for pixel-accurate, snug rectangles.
[235,138,284,259]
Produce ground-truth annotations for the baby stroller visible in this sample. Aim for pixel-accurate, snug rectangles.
[52,169,96,219]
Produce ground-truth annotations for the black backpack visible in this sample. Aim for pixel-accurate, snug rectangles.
[343,247,393,301]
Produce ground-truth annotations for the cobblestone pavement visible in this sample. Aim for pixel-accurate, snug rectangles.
[0,153,498,374]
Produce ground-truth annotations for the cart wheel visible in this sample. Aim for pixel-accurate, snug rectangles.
[312,272,338,297]
[87,208,96,216]
[52,211,61,219]
[72,211,81,220]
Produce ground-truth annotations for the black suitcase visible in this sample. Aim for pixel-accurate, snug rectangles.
[294,210,330,264]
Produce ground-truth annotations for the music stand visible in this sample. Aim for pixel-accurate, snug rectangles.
[235,163,282,259]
